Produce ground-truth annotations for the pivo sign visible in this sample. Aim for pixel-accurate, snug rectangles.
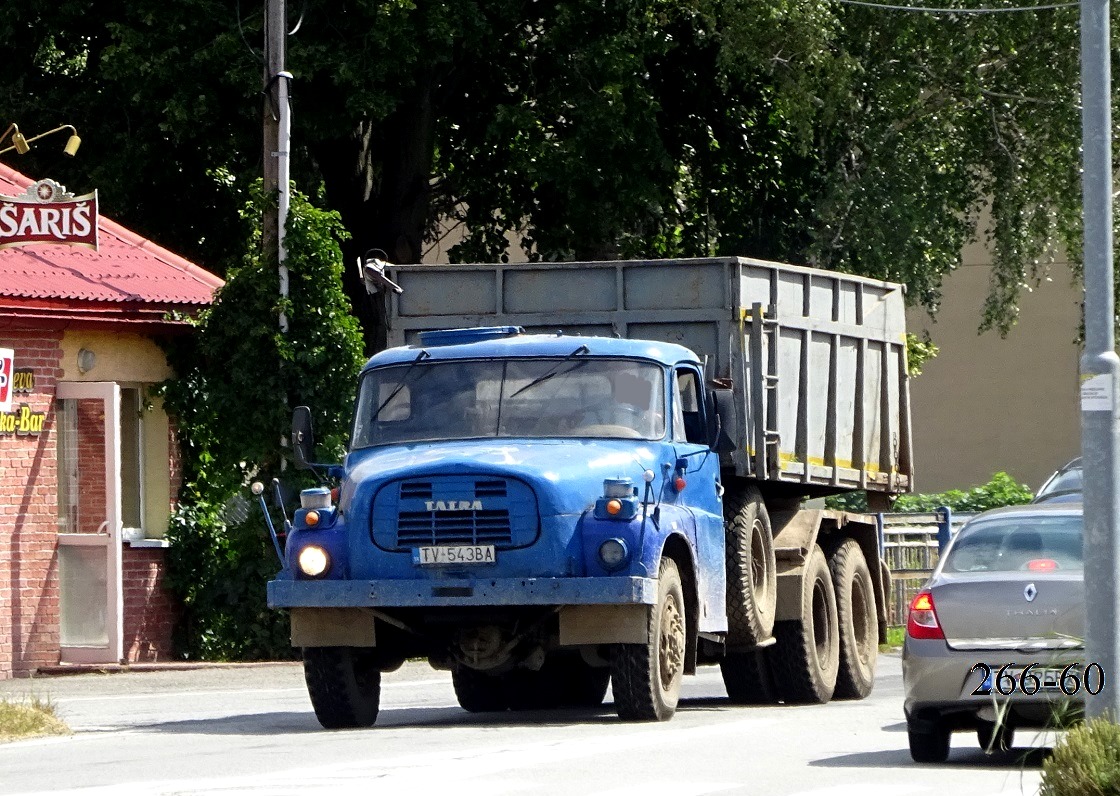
[0,178,98,250]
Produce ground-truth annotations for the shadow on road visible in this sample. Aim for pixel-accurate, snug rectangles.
[127,695,753,736]
[811,746,1050,771]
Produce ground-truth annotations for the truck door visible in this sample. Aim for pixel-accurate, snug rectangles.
[672,366,727,632]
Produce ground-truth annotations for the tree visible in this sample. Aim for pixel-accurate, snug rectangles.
[159,184,365,659]
[0,0,1106,349]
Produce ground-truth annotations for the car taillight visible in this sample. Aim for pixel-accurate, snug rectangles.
[906,590,945,640]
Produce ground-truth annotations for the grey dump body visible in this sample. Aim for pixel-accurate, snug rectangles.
[385,256,912,498]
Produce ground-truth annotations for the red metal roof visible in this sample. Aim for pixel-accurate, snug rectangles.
[0,162,222,327]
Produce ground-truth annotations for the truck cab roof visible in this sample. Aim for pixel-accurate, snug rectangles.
[362,327,703,371]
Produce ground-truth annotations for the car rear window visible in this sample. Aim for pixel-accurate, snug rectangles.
[942,515,1083,573]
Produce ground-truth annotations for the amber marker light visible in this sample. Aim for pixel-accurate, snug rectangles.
[304,510,321,527]
[606,499,622,516]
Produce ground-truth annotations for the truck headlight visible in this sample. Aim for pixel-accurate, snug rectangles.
[599,538,629,571]
[298,545,330,578]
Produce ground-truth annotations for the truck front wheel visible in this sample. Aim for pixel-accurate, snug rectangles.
[303,647,381,728]
[830,539,878,699]
[769,546,840,704]
[611,557,686,722]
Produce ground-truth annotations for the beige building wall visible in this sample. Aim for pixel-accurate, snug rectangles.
[59,330,176,537]
[905,242,1083,494]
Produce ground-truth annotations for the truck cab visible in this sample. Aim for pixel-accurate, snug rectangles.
[270,326,727,724]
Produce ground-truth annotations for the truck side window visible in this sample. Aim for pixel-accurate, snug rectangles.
[675,369,704,444]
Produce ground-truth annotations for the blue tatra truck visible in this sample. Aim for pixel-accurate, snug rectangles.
[267,256,913,727]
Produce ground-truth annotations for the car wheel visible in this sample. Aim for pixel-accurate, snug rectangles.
[977,718,1014,753]
[908,717,951,763]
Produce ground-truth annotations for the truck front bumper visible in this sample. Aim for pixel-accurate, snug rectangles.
[268,576,658,608]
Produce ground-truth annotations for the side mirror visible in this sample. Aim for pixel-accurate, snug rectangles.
[707,389,735,454]
[292,406,315,470]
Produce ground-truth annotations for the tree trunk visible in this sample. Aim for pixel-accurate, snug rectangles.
[314,75,438,355]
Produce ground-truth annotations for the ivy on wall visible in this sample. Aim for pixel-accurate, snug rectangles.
[159,183,365,660]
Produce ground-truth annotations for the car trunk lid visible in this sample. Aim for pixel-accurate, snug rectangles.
[932,573,1083,652]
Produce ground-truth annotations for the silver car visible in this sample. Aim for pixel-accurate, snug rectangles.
[902,503,1085,762]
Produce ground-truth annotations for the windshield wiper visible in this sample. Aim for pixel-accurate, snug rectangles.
[371,350,430,422]
[509,345,590,397]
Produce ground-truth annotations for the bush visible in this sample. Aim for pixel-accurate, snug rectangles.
[1040,718,1120,796]
[160,183,364,660]
[826,471,1033,513]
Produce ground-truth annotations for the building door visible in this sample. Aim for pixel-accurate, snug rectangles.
[56,382,122,664]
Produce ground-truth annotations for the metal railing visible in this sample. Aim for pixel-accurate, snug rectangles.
[879,509,976,627]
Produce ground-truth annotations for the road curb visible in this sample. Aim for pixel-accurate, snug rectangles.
[34,660,299,677]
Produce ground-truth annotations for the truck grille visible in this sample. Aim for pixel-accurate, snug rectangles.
[396,508,512,545]
[373,476,533,550]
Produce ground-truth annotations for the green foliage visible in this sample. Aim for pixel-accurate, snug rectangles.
[0,0,1104,346]
[905,332,939,378]
[827,472,1033,513]
[1041,719,1120,796]
[159,183,364,660]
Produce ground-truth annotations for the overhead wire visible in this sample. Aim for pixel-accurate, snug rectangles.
[828,0,1079,12]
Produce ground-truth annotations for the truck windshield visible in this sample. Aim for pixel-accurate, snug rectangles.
[352,358,666,447]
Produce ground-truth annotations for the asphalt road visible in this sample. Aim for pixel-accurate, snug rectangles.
[0,652,1054,796]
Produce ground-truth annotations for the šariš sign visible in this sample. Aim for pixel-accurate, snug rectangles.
[0,178,98,251]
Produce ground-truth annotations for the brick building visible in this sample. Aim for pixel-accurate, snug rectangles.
[0,163,221,678]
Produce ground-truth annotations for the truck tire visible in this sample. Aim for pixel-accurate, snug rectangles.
[303,646,381,728]
[546,652,611,708]
[724,485,777,648]
[720,649,777,704]
[769,546,839,704]
[452,668,512,712]
[829,539,878,699]
[560,664,611,707]
[611,557,686,721]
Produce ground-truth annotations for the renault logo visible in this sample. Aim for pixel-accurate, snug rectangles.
[1024,583,1038,602]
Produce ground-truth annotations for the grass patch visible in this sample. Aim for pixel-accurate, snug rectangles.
[0,698,70,743]
[880,626,905,651]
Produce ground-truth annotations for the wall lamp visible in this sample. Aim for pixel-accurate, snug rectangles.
[0,123,81,157]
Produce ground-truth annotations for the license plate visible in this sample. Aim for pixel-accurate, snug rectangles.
[415,545,496,566]
[980,665,1073,694]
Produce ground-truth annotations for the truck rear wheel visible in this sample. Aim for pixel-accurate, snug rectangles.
[452,668,512,712]
[830,540,878,699]
[720,649,777,704]
[303,647,381,728]
[549,653,611,708]
[611,558,686,722]
[724,485,777,647]
[770,546,839,704]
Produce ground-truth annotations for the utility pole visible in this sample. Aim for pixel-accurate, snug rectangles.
[263,0,291,332]
[1078,0,1120,720]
